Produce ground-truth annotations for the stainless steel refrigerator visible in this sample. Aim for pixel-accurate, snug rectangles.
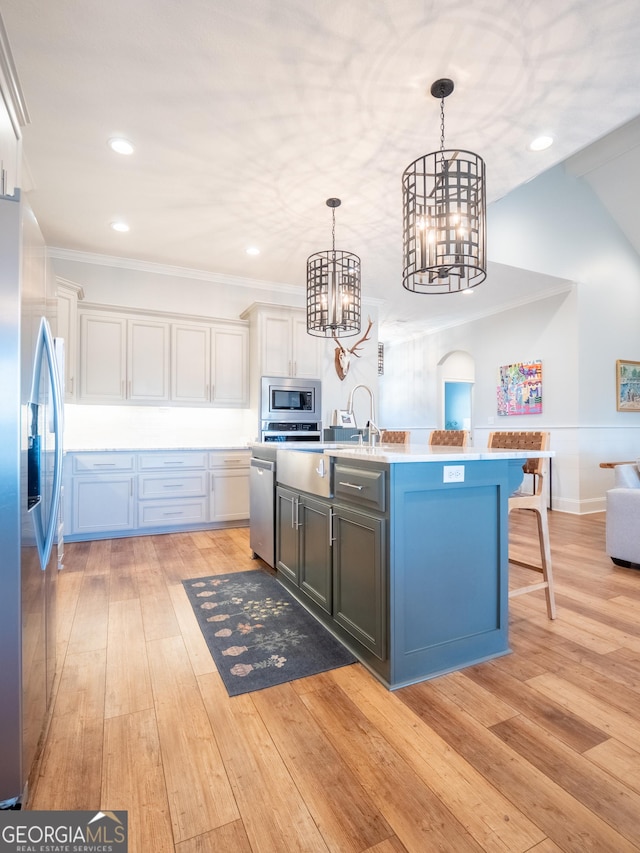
[0,191,63,808]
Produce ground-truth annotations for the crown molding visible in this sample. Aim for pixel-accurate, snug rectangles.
[47,246,303,294]
[47,246,385,307]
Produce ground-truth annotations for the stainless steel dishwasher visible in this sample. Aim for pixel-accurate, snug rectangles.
[250,455,276,566]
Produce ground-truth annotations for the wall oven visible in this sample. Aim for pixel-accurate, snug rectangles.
[260,376,322,442]
[261,421,322,442]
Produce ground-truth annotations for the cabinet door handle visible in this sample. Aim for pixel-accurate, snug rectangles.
[121,379,125,397]
[329,507,335,545]
[162,484,184,489]
[210,383,214,400]
[163,460,185,465]
[93,463,117,467]
[338,481,363,491]
[69,377,74,394]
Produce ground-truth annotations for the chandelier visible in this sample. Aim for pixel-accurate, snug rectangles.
[402,78,486,294]
[307,198,361,338]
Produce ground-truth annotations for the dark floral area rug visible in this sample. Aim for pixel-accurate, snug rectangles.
[182,569,356,696]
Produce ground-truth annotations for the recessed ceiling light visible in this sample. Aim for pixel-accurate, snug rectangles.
[462,288,474,295]
[529,135,554,152]
[246,246,260,256]
[110,221,130,232]
[108,137,135,155]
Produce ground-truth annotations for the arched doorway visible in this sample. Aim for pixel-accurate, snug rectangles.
[438,351,475,440]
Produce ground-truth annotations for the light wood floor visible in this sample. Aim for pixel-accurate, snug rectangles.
[29,510,640,852]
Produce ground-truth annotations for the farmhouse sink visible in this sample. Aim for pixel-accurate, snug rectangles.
[276,447,333,497]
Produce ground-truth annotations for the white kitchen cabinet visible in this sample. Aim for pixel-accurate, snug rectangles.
[56,278,84,401]
[209,450,250,522]
[65,449,249,541]
[171,322,210,404]
[69,453,136,535]
[210,469,250,522]
[211,325,248,405]
[171,322,248,406]
[79,312,127,401]
[79,310,169,403]
[242,304,319,379]
[128,318,170,401]
[0,71,21,196]
[137,451,209,528]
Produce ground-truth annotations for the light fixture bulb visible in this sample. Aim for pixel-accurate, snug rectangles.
[110,221,130,232]
[245,246,260,256]
[529,135,553,151]
[108,137,135,155]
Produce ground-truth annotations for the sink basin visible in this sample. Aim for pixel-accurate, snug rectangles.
[276,448,333,497]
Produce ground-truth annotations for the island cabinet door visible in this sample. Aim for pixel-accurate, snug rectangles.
[332,505,387,660]
[276,487,300,584]
[298,497,332,614]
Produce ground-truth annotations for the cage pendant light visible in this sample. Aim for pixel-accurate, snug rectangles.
[402,79,486,294]
[307,198,361,338]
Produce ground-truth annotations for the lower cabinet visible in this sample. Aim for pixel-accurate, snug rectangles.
[73,475,135,535]
[332,505,386,659]
[69,452,136,535]
[66,449,249,540]
[210,469,250,522]
[276,484,386,659]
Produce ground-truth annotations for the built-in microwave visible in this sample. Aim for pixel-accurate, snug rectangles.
[260,376,322,423]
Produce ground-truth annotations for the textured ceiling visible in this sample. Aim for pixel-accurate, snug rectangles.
[3,0,640,339]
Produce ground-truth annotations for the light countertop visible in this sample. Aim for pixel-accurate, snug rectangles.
[65,444,251,453]
[270,442,554,464]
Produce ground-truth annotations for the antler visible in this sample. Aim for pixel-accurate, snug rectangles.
[332,330,346,352]
[348,316,374,358]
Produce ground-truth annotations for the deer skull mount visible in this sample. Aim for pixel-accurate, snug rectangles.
[332,317,374,381]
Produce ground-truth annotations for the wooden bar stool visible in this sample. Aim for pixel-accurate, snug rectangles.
[428,429,468,447]
[488,430,556,619]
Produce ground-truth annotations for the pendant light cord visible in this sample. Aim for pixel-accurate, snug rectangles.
[440,93,446,170]
[332,207,336,253]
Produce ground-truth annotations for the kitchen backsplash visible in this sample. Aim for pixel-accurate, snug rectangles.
[63,405,256,450]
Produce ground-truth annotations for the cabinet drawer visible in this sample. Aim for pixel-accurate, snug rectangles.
[72,452,136,473]
[209,451,250,468]
[334,465,386,512]
[138,497,208,528]
[138,452,207,470]
[139,472,208,499]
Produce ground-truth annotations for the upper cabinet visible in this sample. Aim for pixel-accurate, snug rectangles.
[0,25,26,197]
[242,303,319,379]
[171,321,248,406]
[56,278,84,401]
[76,304,248,407]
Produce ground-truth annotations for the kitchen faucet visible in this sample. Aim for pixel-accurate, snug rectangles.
[347,384,380,446]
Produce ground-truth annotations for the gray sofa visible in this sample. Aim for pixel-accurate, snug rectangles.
[606,463,640,568]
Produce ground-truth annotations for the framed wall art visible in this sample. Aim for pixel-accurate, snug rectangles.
[616,359,640,411]
[336,409,357,427]
[497,360,542,416]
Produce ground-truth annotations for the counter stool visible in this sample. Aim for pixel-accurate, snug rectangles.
[380,430,410,445]
[488,430,556,619]
[428,429,468,447]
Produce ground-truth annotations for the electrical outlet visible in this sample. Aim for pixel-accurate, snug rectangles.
[443,465,465,483]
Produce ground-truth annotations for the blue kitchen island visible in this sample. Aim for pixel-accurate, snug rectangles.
[274,443,552,689]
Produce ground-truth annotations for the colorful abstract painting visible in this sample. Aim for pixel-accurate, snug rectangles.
[497,360,542,416]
